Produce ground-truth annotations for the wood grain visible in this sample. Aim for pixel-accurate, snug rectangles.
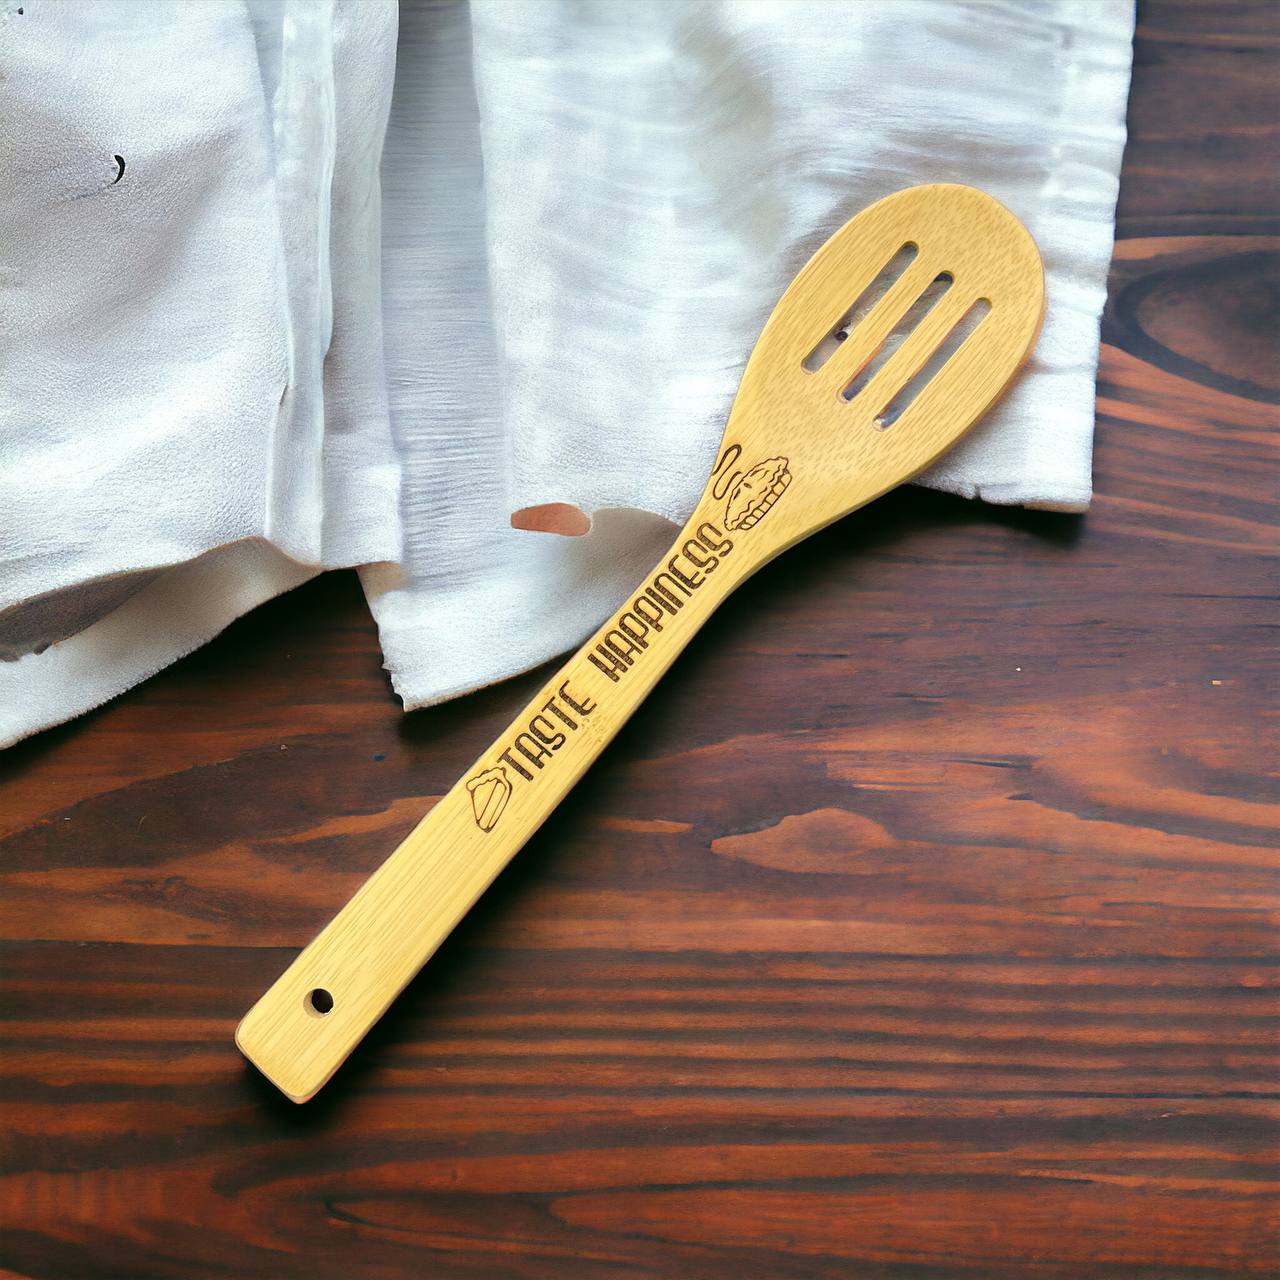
[1,1,1277,1275]
[237,183,1045,1105]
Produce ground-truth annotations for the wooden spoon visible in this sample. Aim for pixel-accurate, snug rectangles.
[238,183,1045,1102]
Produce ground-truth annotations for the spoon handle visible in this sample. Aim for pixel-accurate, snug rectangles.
[237,505,748,1102]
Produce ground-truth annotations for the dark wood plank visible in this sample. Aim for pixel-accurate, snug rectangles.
[1,2,1277,1276]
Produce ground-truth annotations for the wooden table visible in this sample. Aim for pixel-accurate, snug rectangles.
[2,3,1276,1276]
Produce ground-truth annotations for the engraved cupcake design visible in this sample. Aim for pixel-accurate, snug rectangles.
[467,765,511,832]
[724,456,791,531]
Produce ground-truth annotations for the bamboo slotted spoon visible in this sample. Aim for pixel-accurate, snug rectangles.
[238,183,1045,1102]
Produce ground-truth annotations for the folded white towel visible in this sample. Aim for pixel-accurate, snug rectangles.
[0,0,1133,748]
[0,0,401,741]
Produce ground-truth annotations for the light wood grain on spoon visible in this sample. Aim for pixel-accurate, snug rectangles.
[237,183,1045,1102]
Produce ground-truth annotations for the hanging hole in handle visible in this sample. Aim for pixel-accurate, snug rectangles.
[306,988,334,1016]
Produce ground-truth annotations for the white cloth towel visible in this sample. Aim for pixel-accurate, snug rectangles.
[0,0,1134,748]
